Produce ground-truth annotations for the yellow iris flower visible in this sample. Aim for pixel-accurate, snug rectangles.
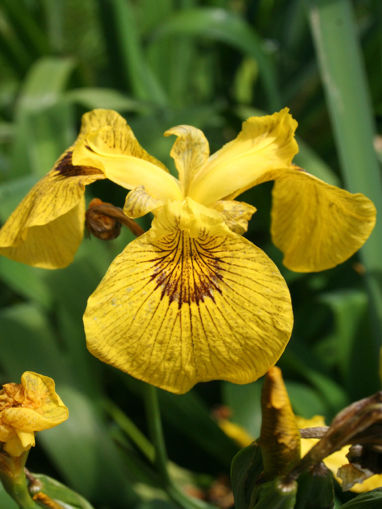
[0,372,68,457]
[0,109,376,393]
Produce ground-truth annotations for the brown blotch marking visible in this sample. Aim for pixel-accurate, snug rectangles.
[150,231,223,308]
[54,150,103,178]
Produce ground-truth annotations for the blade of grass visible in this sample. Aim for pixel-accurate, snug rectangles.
[99,0,167,106]
[306,0,382,359]
[1,0,50,57]
[153,8,281,111]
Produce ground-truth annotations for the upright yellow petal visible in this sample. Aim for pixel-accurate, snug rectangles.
[271,170,376,272]
[188,108,298,205]
[72,112,182,202]
[0,151,103,268]
[164,125,210,194]
[84,199,293,394]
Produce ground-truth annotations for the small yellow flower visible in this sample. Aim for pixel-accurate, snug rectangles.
[0,109,376,393]
[0,372,68,457]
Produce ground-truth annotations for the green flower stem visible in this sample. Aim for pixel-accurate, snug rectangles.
[0,452,39,509]
[103,399,155,462]
[306,0,382,360]
[142,384,215,509]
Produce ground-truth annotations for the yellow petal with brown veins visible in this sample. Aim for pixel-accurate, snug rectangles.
[0,151,103,268]
[72,111,182,201]
[84,200,293,393]
[271,170,376,272]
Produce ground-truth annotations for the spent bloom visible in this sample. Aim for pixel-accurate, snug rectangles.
[0,109,376,393]
[297,415,382,493]
[0,372,68,457]
[220,368,382,493]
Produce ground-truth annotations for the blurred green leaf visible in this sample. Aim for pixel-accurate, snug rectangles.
[282,349,349,416]
[0,257,51,309]
[99,0,167,106]
[252,478,297,509]
[154,8,281,110]
[10,58,75,177]
[0,303,69,383]
[0,176,38,216]
[0,482,17,509]
[341,488,382,508]
[295,467,334,509]
[286,382,327,418]
[231,443,263,509]
[320,290,378,397]
[222,381,262,438]
[294,137,339,186]
[16,57,75,114]
[1,0,50,58]
[123,376,238,466]
[137,501,177,509]
[30,473,94,509]
[65,88,146,112]
[38,386,139,507]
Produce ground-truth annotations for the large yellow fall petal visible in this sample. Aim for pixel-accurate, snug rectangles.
[72,113,182,202]
[271,170,377,272]
[164,125,210,194]
[0,151,103,268]
[84,200,293,394]
[188,108,298,205]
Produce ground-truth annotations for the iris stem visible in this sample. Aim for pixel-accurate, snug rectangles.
[103,399,155,462]
[0,452,39,509]
[142,384,215,509]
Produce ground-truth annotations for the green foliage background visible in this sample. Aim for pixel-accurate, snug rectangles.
[0,0,381,507]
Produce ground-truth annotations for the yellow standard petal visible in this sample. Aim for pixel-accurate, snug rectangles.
[164,125,210,195]
[271,169,377,272]
[84,199,293,394]
[72,111,182,202]
[188,108,298,205]
[0,150,103,268]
